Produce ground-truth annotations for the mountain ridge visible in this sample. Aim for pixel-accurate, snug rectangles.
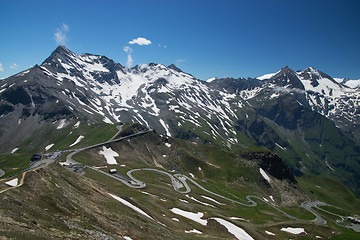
[1,46,360,196]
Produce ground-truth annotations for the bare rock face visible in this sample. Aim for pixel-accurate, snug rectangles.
[242,152,296,184]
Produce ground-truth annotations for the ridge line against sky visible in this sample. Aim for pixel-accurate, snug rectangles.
[1,0,360,80]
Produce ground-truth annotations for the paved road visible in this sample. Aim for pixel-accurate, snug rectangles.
[108,125,123,141]
[301,201,328,225]
[13,126,346,227]
[126,168,297,220]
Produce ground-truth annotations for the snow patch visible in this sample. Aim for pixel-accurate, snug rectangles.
[185,229,202,234]
[73,121,80,128]
[45,144,54,151]
[186,195,215,208]
[206,77,217,83]
[189,173,195,178]
[5,178,18,187]
[159,119,171,137]
[109,193,154,220]
[211,217,254,240]
[170,208,207,226]
[259,168,271,182]
[201,195,226,205]
[164,143,171,148]
[280,227,306,234]
[69,135,84,147]
[230,217,247,221]
[123,236,133,240]
[11,148,19,153]
[265,230,275,236]
[57,119,66,129]
[99,146,119,164]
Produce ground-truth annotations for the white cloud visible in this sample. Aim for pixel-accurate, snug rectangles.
[129,37,152,46]
[123,46,133,68]
[54,23,69,46]
[123,46,132,53]
[10,63,19,69]
[157,43,167,48]
[175,59,186,65]
[127,54,133,68]
[0,63,3,72]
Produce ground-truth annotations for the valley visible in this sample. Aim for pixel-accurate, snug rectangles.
[1,123,360,239]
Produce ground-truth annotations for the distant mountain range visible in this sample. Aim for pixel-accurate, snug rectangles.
[1,46,360,195]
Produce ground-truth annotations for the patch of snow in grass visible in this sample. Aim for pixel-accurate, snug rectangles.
[163,155,167,157]
[123,236,132,240]
[11,148,19,153]
[69,135,84,147]
[201,195,226,205]
[189,173,195,178]
[315,236,322,238]
[172,218,179,222]
[170,208,207,226]
[198,167,202,171]
[269,196,275,202]
[263,197,269,202]
[259,168,271,182]
[186,195,215,208]
[265,230,275,236]
[230,217,248,221]
[185,229,202,234]
[73,121,80,128]
[165,142,171,148]
[45,143,54,151]
[57,119,66,129]
[109,193,154,220]
[99,146,119,164]
[179,199,189,203]
[211,217,254,240]
[5,178,18,187]
[280,227,306,234]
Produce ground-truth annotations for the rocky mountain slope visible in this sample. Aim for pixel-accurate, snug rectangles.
[1,46,360,195]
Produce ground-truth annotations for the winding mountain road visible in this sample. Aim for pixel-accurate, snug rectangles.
[64,129,338,225]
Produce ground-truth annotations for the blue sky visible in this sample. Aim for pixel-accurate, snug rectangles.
[1,0,360,80]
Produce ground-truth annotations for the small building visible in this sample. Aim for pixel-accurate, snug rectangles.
[109,169,117,174]
[30,154,42,162]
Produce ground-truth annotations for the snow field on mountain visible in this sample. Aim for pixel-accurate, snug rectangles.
[185,229,202,234]
[265,230,275,235]
[56,119,67,129]
[170,207,254,240]
[5,178,18,187]
[159,119,171,137]
[170,208,207,225]
[185,195,215,208]
[280,227,306,234]
[259,168,271,183]
[11,148,18,153]
[201,195,226,205]
[69,135,84,147]
[109,193,154,220]
[45,143,54,151]
[211,218,254,240]
[99,146,119,164]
